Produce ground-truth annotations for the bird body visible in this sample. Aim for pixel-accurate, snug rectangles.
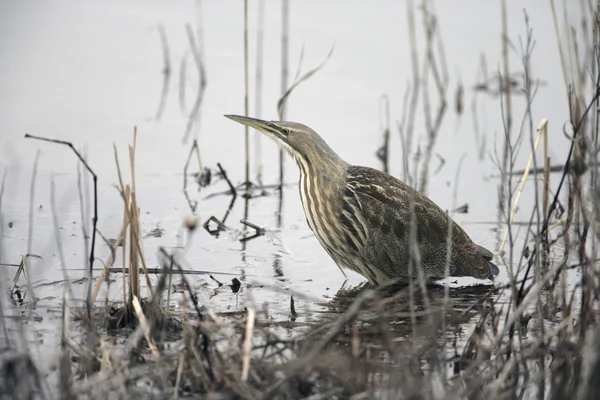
[226,115,498,285]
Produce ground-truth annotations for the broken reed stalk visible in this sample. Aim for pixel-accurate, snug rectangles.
[24,133,98,314]
[241,307,256,381]
[90,132,147,308]
[243,0,250,192]
[498,122,545,257]
[112,129,154,311]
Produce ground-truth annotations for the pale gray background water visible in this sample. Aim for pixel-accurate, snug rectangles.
[0,0,580,383]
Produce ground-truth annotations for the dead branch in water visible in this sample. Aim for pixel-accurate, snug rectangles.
[24,134,98,315]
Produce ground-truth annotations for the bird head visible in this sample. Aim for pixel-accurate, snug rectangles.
[225,115,342,168]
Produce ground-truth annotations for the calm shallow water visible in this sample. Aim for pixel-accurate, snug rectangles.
[0,0,581,391]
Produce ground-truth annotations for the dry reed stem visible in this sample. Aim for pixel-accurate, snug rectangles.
[253,0,266,184]
[279,0,290,187]
[404,0,420,185]
[243,0,250,191]
[542,119,550,268]
[242,307,256,381]
[540,118,549,217]
[122,185,130,306]
[172,353,185,400]
[129,136,152,298]
[550,0,569,95]
[494,257,566,344]
[418,0,448,194]
[129,191,140,306]
[129,131,141,304]
[499,121,545,256]
[23,151,40,306]
[113,136,153,303]
[132,295,159,357]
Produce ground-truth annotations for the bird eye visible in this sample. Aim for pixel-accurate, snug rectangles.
[281,127,290,135]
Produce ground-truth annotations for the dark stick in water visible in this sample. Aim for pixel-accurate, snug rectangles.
[24,133,98,317]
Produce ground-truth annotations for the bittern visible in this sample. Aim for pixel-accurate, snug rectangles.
[225,115,499,285]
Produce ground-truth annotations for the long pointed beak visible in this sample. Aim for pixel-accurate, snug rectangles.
[225,114,273,132]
